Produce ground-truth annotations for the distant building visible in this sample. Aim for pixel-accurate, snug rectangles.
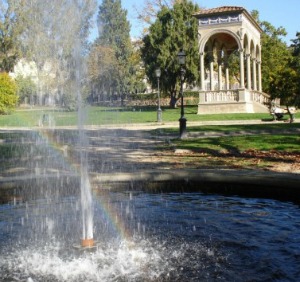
[9,59,38,83]
[10,59,58,106]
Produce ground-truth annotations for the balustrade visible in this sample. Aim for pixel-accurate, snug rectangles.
[200,89,270,108]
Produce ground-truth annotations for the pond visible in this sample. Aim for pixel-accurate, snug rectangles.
[1,188,299,281]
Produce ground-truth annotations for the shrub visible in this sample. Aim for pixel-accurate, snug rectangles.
[0,72,18,114]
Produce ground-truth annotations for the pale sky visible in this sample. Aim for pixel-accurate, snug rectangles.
[93,0,299,45]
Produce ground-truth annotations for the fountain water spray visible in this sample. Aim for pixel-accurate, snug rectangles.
[74,37,94,248]
[80,167,94,248]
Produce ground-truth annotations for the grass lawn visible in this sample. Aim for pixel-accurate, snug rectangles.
[152,121,300,151]
[154,130,300,171]
[171,134,300,152]
[0,105,276,127]
[156,122,300,134]
[0,105,299,173]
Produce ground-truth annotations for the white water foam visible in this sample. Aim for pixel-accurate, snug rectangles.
[1,240,169,281]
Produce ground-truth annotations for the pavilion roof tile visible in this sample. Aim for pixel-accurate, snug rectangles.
[194,6,245,16]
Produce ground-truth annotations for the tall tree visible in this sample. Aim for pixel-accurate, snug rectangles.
[251,10,292,98]
[287,32,300,107]
[20,0,96,107]
[290,32,300,86]
[141,0,199,106]
[95,0,134,98]
[88,44,117,101]
[0,0,26,72]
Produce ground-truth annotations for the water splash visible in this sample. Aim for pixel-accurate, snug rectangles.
[73,35,94,243]
[80,166,93,241]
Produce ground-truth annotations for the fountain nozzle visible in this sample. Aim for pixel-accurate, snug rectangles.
[81,238,95,248]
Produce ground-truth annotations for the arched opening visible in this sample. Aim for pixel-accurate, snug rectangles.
[201,31,240,92]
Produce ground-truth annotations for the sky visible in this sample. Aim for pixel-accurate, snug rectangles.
[117,0,299,45]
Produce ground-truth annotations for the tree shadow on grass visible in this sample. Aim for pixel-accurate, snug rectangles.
[1,128,299,181]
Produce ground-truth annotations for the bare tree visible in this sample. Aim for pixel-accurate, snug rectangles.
[133,0,175,35]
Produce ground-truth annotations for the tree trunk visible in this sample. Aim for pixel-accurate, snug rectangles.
[286,106,295,123]
[169,91,178,108]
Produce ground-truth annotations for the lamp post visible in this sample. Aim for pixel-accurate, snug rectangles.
[155,68,162,123]
[177,50,186,138]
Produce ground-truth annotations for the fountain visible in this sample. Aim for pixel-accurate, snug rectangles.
[74,36,94,249]
[1,170,300,281]
[1,2,300,281]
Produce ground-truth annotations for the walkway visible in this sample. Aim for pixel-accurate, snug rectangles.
[0,119,299,201]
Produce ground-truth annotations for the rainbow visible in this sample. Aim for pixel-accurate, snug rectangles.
[4,109,132,242]
[93,191,133,241]
[35,126,132,242]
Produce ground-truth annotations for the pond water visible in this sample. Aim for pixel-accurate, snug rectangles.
[0,190,300,281]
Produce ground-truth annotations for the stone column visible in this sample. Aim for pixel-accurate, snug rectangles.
[252,58,257,91]
[225,61,230,90]
[246,53,251,90]
[210,58,214,91]
[200,52,205,91]
[239,49,245,88]
[257,61,262,92]
[218,60,222,90]
[223,53,229,90]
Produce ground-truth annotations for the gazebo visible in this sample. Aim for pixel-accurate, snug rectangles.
[193,6,270,114]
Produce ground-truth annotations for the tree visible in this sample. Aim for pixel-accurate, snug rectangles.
[0,72,18,114]
[19,0,96,108]
[134,0,175,36]
[131,39,147,93]
[287,32,300,107]
[141,0,199,107]
[95,0,134,99]
[251,10,292,98]
[88,44,117,101]
[15,75,37,105]
[291,32,300,59]
[271,68,298,106]
[0,0,26,72]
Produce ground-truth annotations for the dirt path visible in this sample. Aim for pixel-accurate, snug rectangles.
[1,119,299,178]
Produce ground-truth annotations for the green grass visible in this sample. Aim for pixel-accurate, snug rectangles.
[172,134,300,153]
[0,105,281,127]
[0,105,299,154]
[154,122,300,135]
[154,122,300,153]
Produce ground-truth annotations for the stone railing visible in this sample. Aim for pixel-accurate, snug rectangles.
[199,90,239,103]
[250,91,270,106]
[199,89,270,107]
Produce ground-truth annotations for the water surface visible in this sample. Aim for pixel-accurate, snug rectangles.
[0,190,299,281]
